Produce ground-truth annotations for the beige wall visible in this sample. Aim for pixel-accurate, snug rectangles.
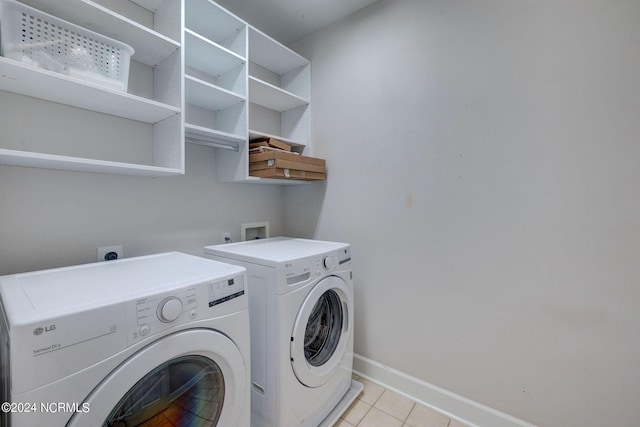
[284,1,640,425]
[0,139,284,275]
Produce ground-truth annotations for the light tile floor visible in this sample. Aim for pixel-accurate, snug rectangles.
[337,375,470,427]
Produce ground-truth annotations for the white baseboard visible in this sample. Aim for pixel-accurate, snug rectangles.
[353,353,537,427]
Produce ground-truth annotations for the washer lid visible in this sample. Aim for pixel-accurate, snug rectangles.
[0,252,245,324]
[205,237,349,267]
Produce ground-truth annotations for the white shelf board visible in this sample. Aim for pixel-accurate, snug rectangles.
[185,123,245,146]
[186,0,244,44]
[185,75,245,111]
[249,26,308,74]
[0,57,180,124]
[185,29,246,77]
[20,0,180,67]
[249,76,309,112]
[0,149,182,177]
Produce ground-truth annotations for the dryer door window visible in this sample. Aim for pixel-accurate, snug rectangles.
[305,289,343,367]
[290,275,353,388]
[68,330,247,427]
[103,355,224,426]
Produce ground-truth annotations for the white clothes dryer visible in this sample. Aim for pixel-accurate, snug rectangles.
[205,237,363,427]
[0,252,251,427]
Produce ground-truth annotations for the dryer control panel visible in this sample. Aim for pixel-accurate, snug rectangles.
[208,275,245,307]
[132,286,198,342]
[127,274,245,346]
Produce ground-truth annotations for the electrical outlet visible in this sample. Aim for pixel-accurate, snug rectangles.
[97,245,123,262]
[221,232,232,244]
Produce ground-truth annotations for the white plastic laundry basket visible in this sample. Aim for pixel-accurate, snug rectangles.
[0,1,134,91]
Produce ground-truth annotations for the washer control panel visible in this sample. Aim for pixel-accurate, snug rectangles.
[283,247,353,287]
[338,246,352,265]
[314,247,351,275]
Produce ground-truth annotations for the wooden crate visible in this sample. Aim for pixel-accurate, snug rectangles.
[249,150,326,181]
[250,168,326,180]
[249,137,292,152]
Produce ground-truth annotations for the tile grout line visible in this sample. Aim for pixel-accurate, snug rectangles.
[347,374,456,427]
[359,389,416,426]
[402,400,417,424]
[356,391,378,426]
[356,399,373,426]
[345,383,462,427]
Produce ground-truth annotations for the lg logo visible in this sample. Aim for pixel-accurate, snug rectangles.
[33,325,56,335]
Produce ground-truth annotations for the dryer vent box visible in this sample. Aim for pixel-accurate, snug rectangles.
[241,222,269,241]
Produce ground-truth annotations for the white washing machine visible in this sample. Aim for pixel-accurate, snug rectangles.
[205,237,363,427]
[0,252,251,427]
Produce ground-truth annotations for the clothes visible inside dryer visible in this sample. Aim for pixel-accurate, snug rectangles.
[305,289,344,367]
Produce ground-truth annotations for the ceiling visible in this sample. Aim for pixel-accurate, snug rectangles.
[214,0,381,44]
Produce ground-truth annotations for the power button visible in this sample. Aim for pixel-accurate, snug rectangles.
[139,325,150,336]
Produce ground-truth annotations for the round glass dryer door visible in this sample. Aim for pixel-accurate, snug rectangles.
[104,355,224,426]
[290,275,353,388]
[68,330,247,427]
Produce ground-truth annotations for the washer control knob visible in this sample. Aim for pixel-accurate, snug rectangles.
[158,297,183,322]
[322,256,333,270]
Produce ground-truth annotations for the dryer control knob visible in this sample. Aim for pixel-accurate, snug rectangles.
[322,256,333,270]
[158,297,183,322]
